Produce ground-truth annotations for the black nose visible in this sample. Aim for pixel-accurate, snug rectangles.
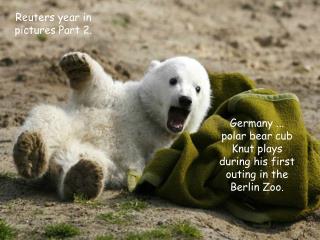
[179,96,192,108]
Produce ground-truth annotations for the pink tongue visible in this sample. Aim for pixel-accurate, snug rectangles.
[169,118,183,130]
[168,111,185,131]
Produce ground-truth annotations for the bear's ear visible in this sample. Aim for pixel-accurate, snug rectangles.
[146,60,161,73]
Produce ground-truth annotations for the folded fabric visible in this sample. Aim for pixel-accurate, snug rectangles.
[133,73,320,223]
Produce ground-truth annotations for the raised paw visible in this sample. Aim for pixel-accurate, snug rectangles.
[63,159,105,200]
[59,52,91,90]
[13,131,48,179]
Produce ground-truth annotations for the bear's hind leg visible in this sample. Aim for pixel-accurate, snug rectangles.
[13,131,47,179]
[13,104,72,179]
[49,140,114,200]
[63,159,104,200]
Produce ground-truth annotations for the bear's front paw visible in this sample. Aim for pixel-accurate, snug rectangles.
[63,159,104,200]
[13,131,48,179]
[59,52,91,90]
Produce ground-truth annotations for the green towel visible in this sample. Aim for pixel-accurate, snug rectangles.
[133,73,320,223]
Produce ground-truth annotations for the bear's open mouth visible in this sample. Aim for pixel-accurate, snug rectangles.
[167,106,190,133]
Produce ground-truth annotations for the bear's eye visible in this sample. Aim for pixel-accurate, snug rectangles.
[169,78,178,86]
[196,86,201,93]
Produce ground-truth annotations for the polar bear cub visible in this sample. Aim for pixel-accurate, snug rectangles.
[13,52,211,200]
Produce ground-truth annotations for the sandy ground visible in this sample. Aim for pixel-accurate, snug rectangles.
[0,0,320,239]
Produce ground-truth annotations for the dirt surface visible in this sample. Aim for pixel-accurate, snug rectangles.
[0,0,320,239]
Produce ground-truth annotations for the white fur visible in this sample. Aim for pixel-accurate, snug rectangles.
[16,52,211,198]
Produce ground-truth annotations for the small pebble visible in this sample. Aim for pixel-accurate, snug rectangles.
[15,74,27,82]
[239,59,247,64]
[186,23,194,31]
[229,40,239,49]
[273,1,285,10]
[195,43,202,50]
[91,49,98,54]
[298,23,308,30]
[255,78,265,84]
[241,3,254,11]
[254,36,273,47]
[157,220,165,226]
[292,60,300,66]
[302,65,312,72]
[0,57,14,67]
[274,39,287,48]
